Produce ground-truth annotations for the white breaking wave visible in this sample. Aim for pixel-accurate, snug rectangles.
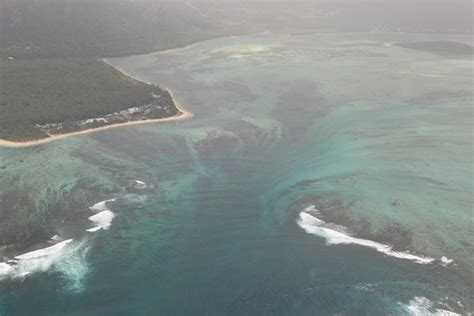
[0,198,119,291]
[401,297,460,316]
[89,199,116,212]
[0,239,90,292]
[0,263,14,276]
[440,256,454,267]
[14,239,73,261]
[85,226,102,233]
[210,45,272,55]
[297,207,435,264]
[87,210,115,232]
[50,234,62,242]
[134,180,147,190]
[86,199,116,232]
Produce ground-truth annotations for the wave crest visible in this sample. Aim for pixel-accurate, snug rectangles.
[297,207,435,264]
[0,239,90,292]
[401,297,460,315]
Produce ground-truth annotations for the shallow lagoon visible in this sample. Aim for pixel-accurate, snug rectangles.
[0,32,472,315]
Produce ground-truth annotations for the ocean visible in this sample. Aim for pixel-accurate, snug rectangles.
[0,32,472,315]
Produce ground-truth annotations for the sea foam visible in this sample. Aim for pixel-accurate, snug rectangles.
[440,256,454,267]
[297,207,435,264]
[86,199,116,232]
[134,180,147,190]
[0,198,118,290]
[89,199,116,212]
[87,210,115,232]
[0,239,90,292]
[14,239,73,260]
[401,297,460,316]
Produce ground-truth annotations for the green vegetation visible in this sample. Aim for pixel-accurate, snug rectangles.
[0,0,230,59]
[0,59,171,141]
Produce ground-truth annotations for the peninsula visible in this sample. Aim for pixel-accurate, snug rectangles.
[0,58,192,147]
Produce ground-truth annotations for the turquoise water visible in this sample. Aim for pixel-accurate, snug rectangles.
[0,33,472,315]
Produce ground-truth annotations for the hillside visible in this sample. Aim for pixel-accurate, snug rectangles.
[0,0,230,59]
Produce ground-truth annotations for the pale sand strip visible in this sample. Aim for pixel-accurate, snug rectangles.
[0,59,193,148]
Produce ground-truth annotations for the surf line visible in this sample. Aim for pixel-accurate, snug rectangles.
[297,206,438,265]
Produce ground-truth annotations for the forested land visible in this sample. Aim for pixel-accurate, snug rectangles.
[0,0,229,59]
[0,59,172,141]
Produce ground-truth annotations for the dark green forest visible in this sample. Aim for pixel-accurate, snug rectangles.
[0,0,229,59]
[0,59,169,141]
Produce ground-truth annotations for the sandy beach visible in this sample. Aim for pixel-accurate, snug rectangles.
[0,60,193,148]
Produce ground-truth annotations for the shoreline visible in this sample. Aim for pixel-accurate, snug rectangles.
[0,59,193,149]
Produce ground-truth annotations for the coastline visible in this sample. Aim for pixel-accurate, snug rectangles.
[0,59,193,148]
